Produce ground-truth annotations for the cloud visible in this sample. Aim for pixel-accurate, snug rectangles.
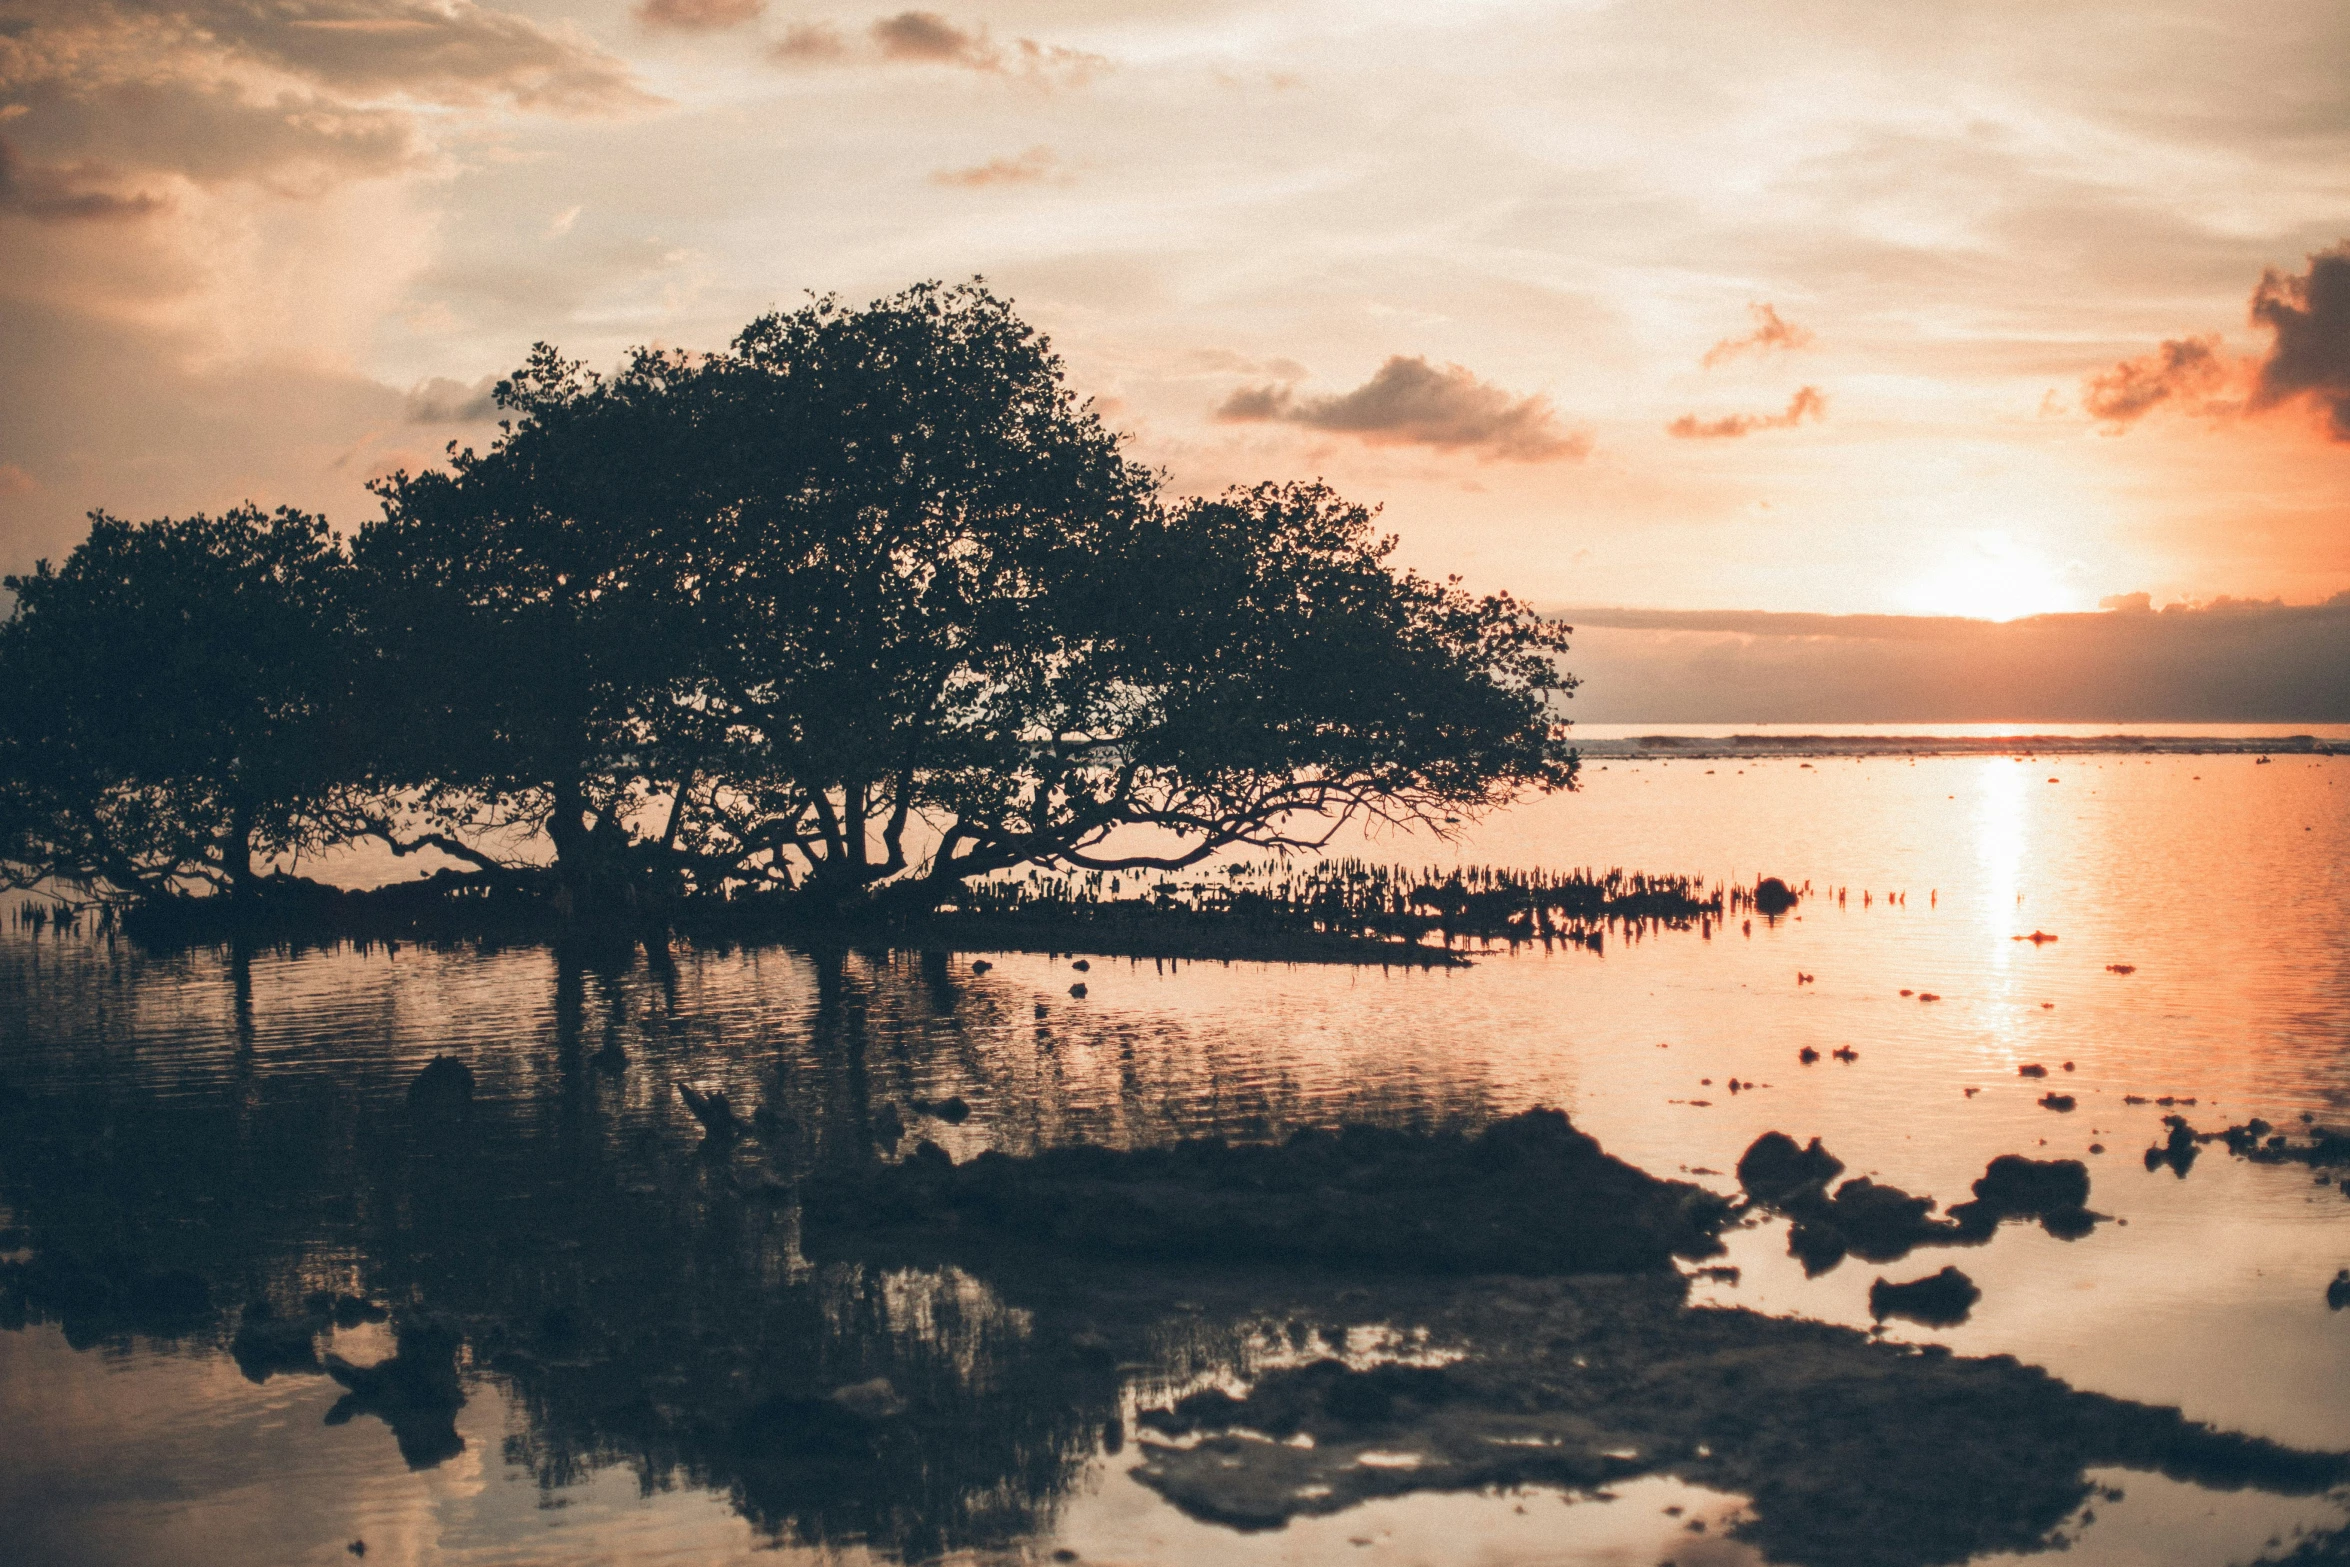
[635,0,763,33]
[0,1,648,209]
[1701,303,1814,368]
[403,373,499,423]
[930,145,1065,188]
[769,21,847,61]
[775,12,1107,84]
[1216,356,1589,462]
[0,137,166,221]
[1667,386,1826,439]
[2249,243,2350,440]
[872,10,984,63]
[2080,335,2234,428]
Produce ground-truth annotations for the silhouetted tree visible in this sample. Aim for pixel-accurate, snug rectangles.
[0,507,358,903]
[4,282,1578,919]
[583,284,1578,909]
[354,344,711,911]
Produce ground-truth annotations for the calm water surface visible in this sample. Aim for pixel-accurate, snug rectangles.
[4,752,2349,1567]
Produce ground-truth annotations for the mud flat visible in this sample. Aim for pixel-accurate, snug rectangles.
[1118,1272,2347,1567]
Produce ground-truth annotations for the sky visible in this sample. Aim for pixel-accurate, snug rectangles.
[2,0,2348,638]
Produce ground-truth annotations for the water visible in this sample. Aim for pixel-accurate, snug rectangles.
[3,750,2348,1567]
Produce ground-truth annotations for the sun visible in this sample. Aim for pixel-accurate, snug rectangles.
[1900,532,2083,622]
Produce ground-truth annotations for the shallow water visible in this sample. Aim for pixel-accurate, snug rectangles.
[4,751,2349,1567]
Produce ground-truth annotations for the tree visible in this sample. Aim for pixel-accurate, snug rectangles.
[903,479,1580,892]
[0,506,359,904]
[354,343,711,911]
[648,280,1164,906]
[358,281,1579,915]
[631,287,1578,907]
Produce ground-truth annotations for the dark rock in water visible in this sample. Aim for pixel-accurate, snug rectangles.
[2330,1271,2350,1311]
[1743,1142,2105,1270]
[804,1108,1731,1276]
[2037,1093,2077,1112]
[324,1319,467,1470]
[1869,1266,1980,1327]
[1798,1047,1819,1065]
[1738,1132,1842,1212]
[1753,878,1798,916]
[1071,959,1090,972]
[912,1095,971,1125]
[970,959,992,974]
[232,1299,326,1382]
[2018,1064,2049,1078]
[1737,1133,1846,1204]
[1786,1177,1959,1269]
[1069,982,1088,999]
[1964,1155,2091,1217]
[2145,1117,2200,1177]
[406,1055,474,1114]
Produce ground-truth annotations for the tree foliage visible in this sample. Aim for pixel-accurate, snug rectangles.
[0,507,356,901]
[0,282,1579,916]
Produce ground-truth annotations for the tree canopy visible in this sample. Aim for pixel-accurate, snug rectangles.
[0,282,1578,918]
[0,506,357,901]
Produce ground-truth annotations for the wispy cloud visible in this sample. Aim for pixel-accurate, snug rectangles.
[1216,356,1588,462]
[2081,336,2234,428]
[769,21,847,61]
[1701,303,1813,369]
[930,145,1065,188]
[1667,386,1825,439]
[772,11,1108,85]
[0,137,166,221]
[404,374,499,423]
[636,0,764,32]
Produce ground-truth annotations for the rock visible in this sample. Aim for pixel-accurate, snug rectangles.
[2018,1065,2048,1078]
[1870,1266,1981,1328]
[2144,1117,2199,1177]
[406,1055,474,1115]
[970,959,992,974]
[2330,1271,2350,1311]
[1737,1133,1845,1204]
[1968,1157,2091,1216]
[1071,959,1090,972]
[1812,1177,1943,1262]
[1069,983,1088,998]
[1798,1047,1819,1065]
[232,1299,326,1383]
[2038,1094,2077,1112]
[1754,878,1798,915]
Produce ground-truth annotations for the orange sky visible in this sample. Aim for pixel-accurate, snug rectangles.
[1,0,2346,618]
